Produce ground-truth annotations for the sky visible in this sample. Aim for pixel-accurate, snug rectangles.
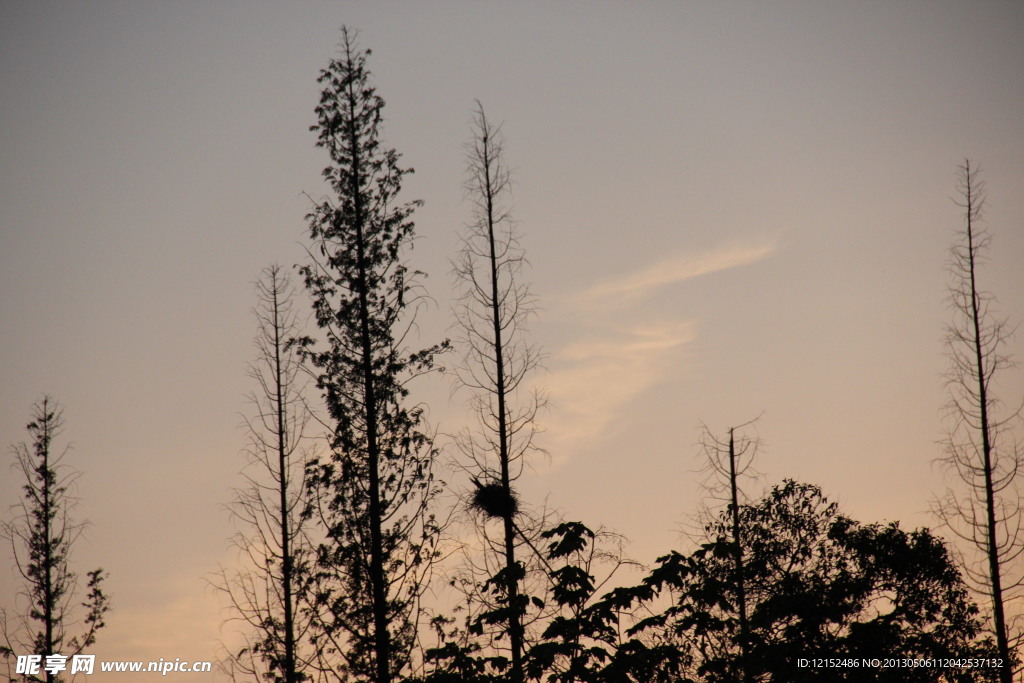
[2,1,1023,679]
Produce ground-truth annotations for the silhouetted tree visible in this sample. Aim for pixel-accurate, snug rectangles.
[934,160,1023,681]
[452,102,544,683]
[544,482,994,682]
[297,27,446,683]
[676,481,994,681]
[1,398,109,683]
[215,266,315,683]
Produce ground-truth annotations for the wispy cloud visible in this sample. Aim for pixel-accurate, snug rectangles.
[572,238,778,310]
[542,322,695,466]
[540,236,778,466]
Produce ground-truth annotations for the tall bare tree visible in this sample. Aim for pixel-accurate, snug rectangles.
[1,397,109,683]
[696,421,761,683]
[297,27,446,683]
[452,102,544,683]
[216,266,315,683]
[935,160,1023,680]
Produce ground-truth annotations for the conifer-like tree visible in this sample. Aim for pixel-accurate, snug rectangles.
[935,161,1023,680]
[297,28,445,683]
[1,397,109,683]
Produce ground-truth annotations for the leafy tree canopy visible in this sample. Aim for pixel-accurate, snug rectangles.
[427,481,997,682]
[664,480,996,682]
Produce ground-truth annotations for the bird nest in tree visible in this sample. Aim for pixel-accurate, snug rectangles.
[470,480,519,520]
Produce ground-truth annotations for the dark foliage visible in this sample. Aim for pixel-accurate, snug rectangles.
[627,481,997,682]
[421,481,995,682]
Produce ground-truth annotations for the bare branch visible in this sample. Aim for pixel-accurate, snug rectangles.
[933,160,1023,679]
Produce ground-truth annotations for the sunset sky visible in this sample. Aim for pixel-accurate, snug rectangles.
[2,2,1023,678]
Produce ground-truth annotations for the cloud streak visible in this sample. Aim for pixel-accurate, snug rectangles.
[572,238,778,309]
[541,236,778,466]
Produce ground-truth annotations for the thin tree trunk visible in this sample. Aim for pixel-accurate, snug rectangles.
[728,429,750,683]
[42,408,55,683]
[271,275,298,683]
[482,124,524,682]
